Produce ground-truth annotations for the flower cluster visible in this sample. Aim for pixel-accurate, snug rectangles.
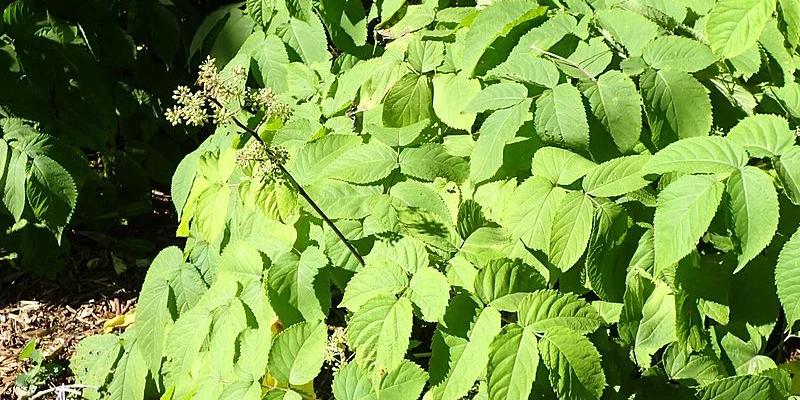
[323,327,348,372]
[165,86,208,126]
[166,56,291,127]
[236,140,290,182]
[247,88,293,122]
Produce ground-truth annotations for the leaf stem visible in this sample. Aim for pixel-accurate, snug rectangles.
[531,45,598,83]
[214,99,365,267]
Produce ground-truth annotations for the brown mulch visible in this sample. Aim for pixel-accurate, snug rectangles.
[0,191,180,399]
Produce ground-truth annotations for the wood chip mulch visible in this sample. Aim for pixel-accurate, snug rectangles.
[0,191,179,399]
[0,270,143,400]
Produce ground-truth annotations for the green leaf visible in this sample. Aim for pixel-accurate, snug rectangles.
[341,262,409,313]
[458,0,547,76]
[562,38,613,81]
[247,0,274,27]
[776,147,800,204]
[727,114,795,158]
[268,247,329,325]
[372,0,405,22]
[464,82,528,114]
[408,36,444,74]
[595,8,659,57]
[634,280,676,366]
[504,176,567,252]
[286,0,313,21]
[407,267,450,322]
[531,147,597,186]
[549,191,594,272]
[585,200,635,302]
[431,306,502,400]
[474,258,546,312]
[135,247,183,376]
[581,70,643,152]
[582,155,651,197]
[333,359,426,400]
[539,326,606,400]
[776,227,800,328]
[25,154,77,236]
[534,83,590,151]
[247,33,290,93]
[268,320,327,385]
[486,57,560,88]
[518,290,605,334]
[642,36,718,72]
[367,118,430,148]
[699,375,782,399]
[432,74,481,131]
[469,99,532,183]
[486,324,538,400]
[195,183,231,243]
[263,389,303,400]
[218,240,265,283]
[654,174,724,269]
[332,362,376,400]
[347,296,414,371]
[377,359,428,400]
[364,236,429,275]
[640,69,713,146]
[383,74,433,128]
[645,136,748,175]
[291,134,362,186]
[399,144,469,184]
[303,180,382,220]
[317,0,368,48]
[727,167,780,272]
[278,16,332,65]
[663,344,725,385]
[779,0,800,47]
[107,344,148,400]
[70,335,123,399]
[323,142,399,184]
[707,0,776,59]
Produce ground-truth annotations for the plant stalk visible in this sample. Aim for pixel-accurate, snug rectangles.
[217,100,366,267]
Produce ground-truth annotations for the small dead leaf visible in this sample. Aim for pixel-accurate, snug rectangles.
[102,310,135,333]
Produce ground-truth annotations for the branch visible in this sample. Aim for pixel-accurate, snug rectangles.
[531,44,598,83]
[30,384,98,400]
[215,99,366,267]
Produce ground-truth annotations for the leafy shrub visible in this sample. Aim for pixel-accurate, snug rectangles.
[0,0,202,272]
[70,0,800,399]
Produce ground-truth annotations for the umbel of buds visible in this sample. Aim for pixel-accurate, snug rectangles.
[165,56,292,127]
[236,140,290,182]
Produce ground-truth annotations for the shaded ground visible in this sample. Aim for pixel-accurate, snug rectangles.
[0,192,179,399]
